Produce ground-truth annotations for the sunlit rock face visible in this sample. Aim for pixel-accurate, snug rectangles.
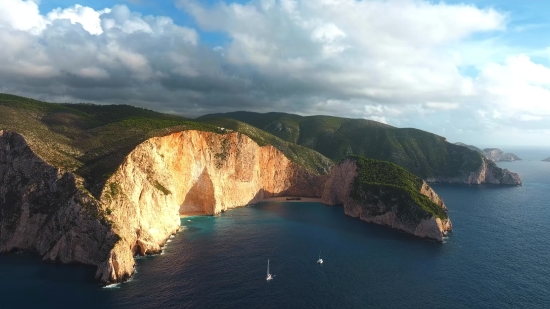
[98,130,327,283]
[483,148,521,162]
[0,130,326,284]
[1,128,463,284]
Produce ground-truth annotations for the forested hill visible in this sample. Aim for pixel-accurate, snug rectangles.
[0,94,332,195]
[199,111,484,180]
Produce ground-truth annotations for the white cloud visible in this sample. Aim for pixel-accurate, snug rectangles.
[0,0,45,33]
[1,0,550,145]
[47,5,110,35]
[424,102,460,110]
[477,54,550,120]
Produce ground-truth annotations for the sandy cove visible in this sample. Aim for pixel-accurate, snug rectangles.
[180,197,323,217]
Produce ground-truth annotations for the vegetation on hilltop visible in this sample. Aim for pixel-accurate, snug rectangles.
[0,94,332,196]
[454,142,483,154]
[198,118,333,174]
[199,111,484,179]
[348,156,448,226]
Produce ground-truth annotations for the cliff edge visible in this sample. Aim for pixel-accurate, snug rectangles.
[0,130,118,270]
[425,157,521,186]
[483,148,521,162]
[2,129,454,285]
[322,157,452,242]
[1,130,326,284]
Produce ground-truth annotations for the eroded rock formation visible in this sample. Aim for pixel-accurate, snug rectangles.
[483,148,521,162]
[96,130,326,282]
[1,128,456,284]
[322,158,452,241]
[0,131,118,269]
[1,130,326,284]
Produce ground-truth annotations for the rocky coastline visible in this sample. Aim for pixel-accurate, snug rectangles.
[1,129,326,284]
[322,158,452,242]
[1,129,521,284]
[483,148,521,162]
[425,157,522,186]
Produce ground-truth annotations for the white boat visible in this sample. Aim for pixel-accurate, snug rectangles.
[266,259,273,281]
[317,251,323,264]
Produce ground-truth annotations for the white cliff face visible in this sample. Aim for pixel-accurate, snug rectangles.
[483,148,521,162]
[1,129,456,284]
[97,131,328,282]
[1,130,327,284]
[322,158,452,242]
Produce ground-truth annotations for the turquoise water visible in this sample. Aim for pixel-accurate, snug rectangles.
[1,156,549,308]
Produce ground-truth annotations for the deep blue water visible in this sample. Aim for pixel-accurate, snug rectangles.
[1,155,550,308]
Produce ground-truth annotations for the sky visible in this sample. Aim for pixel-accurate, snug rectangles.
[1,0,550,146]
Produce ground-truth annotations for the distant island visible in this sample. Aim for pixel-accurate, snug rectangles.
[543,157,550,162]
[454,143,521,162]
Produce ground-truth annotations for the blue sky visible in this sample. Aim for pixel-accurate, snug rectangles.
[1,0,550,146]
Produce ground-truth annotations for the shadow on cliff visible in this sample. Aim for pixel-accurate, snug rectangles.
[180,168,215,215]
[178,167,324,216]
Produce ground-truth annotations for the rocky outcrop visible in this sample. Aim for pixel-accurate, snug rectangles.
[322,158,452,242]
[1,130,327,284]
[425,157,522,186]
[1,128,457,284]
[95,130,327,282]
[483,148,521,162]
[0,131,118,271]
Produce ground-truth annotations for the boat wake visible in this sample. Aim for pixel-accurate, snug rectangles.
[103,283,121,289]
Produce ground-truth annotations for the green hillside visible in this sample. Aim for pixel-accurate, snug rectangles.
[0,94,332,195]
[349,156,447,225]
[454,142,483,153]
[199,112,483,179]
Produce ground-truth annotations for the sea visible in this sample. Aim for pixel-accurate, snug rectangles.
[1,147,549,309]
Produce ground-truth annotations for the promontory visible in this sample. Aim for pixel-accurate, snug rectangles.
[0,94,523,284]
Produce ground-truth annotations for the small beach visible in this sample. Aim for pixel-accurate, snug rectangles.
[261,197,323,203]
[179,197,323,217]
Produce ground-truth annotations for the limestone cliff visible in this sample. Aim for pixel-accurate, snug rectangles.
[1,128,456,284]
[0,130,118,270]
[1,130,326,284]
[425,157,522,186]
[95,130,326,282]
[322,158,452,242]
[483,148,521,162]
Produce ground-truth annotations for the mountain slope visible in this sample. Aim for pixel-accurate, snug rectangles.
[0,94,332,195]
[199,111,520,184]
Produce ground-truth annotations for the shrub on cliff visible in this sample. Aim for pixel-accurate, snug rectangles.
[348,156,448,226]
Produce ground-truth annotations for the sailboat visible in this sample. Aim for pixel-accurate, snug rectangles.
[266,259,273,281]
[317,251,323,264]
